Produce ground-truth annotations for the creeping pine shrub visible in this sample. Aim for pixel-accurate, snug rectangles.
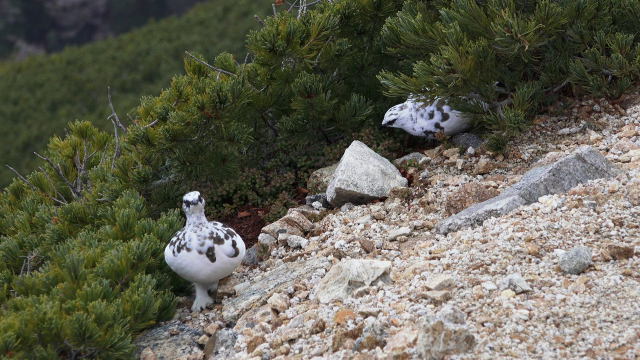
[0,122,183,359]
[378,0,640,150]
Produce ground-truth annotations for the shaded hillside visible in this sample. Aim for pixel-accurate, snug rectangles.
[0,0,270,187]
[0,0,206,59]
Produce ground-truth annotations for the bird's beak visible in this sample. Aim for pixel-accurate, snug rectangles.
[382,119,397,128]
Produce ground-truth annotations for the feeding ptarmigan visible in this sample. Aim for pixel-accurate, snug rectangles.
[382,97,470,138]
[164,191,246,311]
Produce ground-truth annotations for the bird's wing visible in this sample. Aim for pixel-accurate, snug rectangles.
[167,228,189,256]
[195,222,242,259]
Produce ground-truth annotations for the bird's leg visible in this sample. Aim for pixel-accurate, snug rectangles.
[192,283,214,312]
[208,280,220,304]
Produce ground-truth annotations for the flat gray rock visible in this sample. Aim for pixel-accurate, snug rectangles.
[313,259,392,303]
[327,140,407,207]
[437,146,618,234]
[222,257,330,321]
[135,321,203,360]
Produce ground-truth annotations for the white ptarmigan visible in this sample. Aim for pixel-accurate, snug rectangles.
[164,191,246,311]
[382,97,470,138]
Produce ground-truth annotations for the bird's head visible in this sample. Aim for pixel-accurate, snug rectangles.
[182,191,205,216]
[382,104,402,128]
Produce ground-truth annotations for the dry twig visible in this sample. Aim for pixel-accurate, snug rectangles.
[107,87,124,170]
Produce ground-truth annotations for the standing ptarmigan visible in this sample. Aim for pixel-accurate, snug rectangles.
[164,191,246,311]
[382,97,470,138]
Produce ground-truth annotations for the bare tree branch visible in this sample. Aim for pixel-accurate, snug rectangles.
[142,119,159,129]
[287,0,322,10]
[107,86,126,132]
[185,51,236,76]
[551,79,569,94]
[106,87,125,170]
[20,250,39,276]
[34,151,80,199]
[110,117,121,170]
[5,164,37,190]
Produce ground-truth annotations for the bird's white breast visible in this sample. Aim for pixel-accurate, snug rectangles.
[164,221,245,285]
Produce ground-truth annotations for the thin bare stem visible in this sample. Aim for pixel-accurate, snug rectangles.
[20,250,39,276]
[107,87,126,132]
[110,118,121,170]
[185,51,236,76]
[142,119,159,129]
[5,165,36,189]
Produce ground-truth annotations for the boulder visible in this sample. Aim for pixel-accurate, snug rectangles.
[313,259,392,303]
[437,146,618,234]
[327,141,407,207]
[307,163,338,193]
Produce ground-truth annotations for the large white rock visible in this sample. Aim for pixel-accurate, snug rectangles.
[313,259,392,303]
[327,140,407,207]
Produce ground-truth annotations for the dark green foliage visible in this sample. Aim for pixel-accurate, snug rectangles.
[379,0,640,145]
[0,0,269,188]
[0,122,182,358]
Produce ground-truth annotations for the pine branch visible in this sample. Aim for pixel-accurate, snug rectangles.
[37,166,69,205]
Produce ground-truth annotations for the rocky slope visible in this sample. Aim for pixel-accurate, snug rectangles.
[137,95,640,359]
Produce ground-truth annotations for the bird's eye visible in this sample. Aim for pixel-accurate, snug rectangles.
[183,200,190,207]
[385,118,397,127]
[198,195,203,203]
